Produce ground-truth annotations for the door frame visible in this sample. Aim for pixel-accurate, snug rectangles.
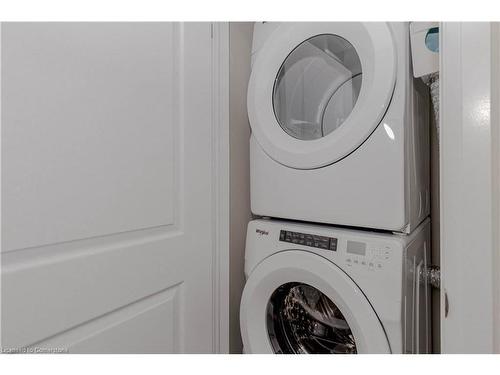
[211,22,230,354]
[440,22,500,353]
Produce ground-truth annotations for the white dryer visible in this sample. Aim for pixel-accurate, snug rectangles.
[240,218,431,354]
[248,22,430,233]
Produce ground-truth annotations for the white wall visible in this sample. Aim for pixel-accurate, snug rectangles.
[229,22,253,354]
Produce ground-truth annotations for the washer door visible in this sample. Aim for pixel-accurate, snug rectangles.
[240,251,390,353]
[248,22,396,169]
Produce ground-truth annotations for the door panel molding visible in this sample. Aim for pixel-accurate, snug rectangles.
[2,232,189,348]
[27,283,184,354]
[2,23,182,252]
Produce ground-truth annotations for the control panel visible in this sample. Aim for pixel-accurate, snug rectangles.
[279,230,337,251]
[345,242,393,271]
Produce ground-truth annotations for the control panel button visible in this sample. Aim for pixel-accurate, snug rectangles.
[329,238,338,251]
[279,230,337,251]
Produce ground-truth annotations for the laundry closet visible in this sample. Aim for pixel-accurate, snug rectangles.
[229,22,442,354]
[1,21,497,355]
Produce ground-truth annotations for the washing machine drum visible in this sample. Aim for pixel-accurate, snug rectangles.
[240,251,390,354]
[248,22,396,169]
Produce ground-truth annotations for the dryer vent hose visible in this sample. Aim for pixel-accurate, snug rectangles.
[422,72,440,141]
[420,265,441,289]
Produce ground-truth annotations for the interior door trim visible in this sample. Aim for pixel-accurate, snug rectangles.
[210,22,230,354]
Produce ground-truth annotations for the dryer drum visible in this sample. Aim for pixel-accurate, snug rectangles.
[273,34,363,141]
[266,282,357,354]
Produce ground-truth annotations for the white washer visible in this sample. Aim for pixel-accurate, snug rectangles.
[240,218,431,354]
[248,22,430,233]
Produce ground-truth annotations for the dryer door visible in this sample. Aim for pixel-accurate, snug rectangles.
[240,250,390,354]
[248,22,396,169]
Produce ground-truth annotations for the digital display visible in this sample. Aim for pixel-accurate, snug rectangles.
[279,230,337,251]
[346,240,366,256]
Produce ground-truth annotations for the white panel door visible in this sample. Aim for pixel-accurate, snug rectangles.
[1,22,223,353]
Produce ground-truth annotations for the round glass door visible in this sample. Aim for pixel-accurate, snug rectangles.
[273,34,362,141]
[240,250,391,353]
[267,282,357,354]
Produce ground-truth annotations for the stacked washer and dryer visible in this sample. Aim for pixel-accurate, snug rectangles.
[240,22,432,354]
